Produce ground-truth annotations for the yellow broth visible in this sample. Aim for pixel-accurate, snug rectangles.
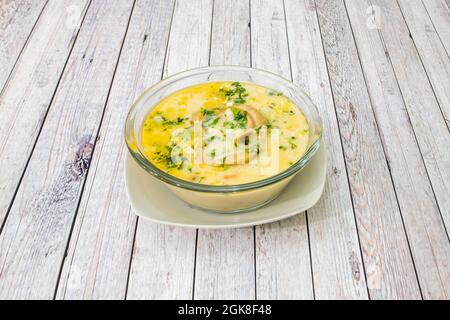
[141,82,309,185]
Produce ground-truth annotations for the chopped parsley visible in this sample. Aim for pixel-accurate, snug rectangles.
[220,82,249,104]
[289,137,297,149]
[157,116,188,127]
[152,143,190,170]
[266,123,276,130]
[224,121,237,129]
[203,116,219,127]
[201,108,219,127]
[268,90,283,96]
[201,108,216,116]
[221,157,227,167]
[286,110,295,115]
[152,144,178,169]
[231,108,248,128]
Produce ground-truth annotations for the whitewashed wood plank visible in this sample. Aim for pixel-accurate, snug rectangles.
[194,229,255,300]
[255,216,312,299]
[251,0,314,300]
[315,0,421,299]
[422,0,450,54]
[0,0,90,227]
[56,0,174,300]
[127,0,213,300]
[0,0,135,299]
[250,0,291,77]
[162,0,213,75]
[346,0,450,300]
[0,0,47,91]
[284,0,368,299]
[398,0,450,129]
[209,0,251,66]
[372,0,450,239]
[193,0,255,300]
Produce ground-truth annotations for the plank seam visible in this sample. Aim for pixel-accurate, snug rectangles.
[396,0,450,133]
[313,0,370,299]
[343,0,423,299]
[191,230,199,300]
[124,0,177,299]
[368,0,449,241]
[207,0,215,66]
[249,0,257,302]
[0,0,49,97]
[52,0,138,300]
[124,208,139,300]
[421,0,450,58]
[253,226,257,300]
[282,0,315,299]
[305,212,316,299]
[0,0,93,238]
[191,0,217,300]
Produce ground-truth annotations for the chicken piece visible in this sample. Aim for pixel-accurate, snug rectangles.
[193,105,268,165]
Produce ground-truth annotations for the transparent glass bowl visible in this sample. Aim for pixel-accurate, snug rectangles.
[124,66,322,213]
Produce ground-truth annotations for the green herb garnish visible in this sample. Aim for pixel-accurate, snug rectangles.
[160,116,188,126]
[231,108,247,129]
[201,109,219,127]
[203,116,219,127]
[224,121,237,129]
[268,90,283,96]
[201,108,215,116]
[153,145,177,168]
[220,82,249,104]
[289,137,297,149]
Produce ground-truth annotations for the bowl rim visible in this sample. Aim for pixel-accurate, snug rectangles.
[124,65,322,193]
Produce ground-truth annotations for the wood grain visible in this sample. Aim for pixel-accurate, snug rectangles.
[251,0,313,300]
[422,0,450,54]
[0,0,47,91]
[56,0,174,300]
[315,0,421,299]
[346,0,450,300]
[193,0,255,300]
[0,0,448,300]
[0,0,135,299]
[284,0,368,299]
[372,0,450,238]
[0,0,90,227]
[398,0,450,129]
[126,0,214,300]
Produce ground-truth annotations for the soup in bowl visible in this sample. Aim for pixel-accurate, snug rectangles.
[125,66,322,213]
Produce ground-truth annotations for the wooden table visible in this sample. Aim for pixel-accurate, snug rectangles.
[0,0,449,300]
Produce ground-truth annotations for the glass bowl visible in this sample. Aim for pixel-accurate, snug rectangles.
[124,66,322,213]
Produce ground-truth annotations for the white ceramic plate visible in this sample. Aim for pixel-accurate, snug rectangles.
[125,144,327,229]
